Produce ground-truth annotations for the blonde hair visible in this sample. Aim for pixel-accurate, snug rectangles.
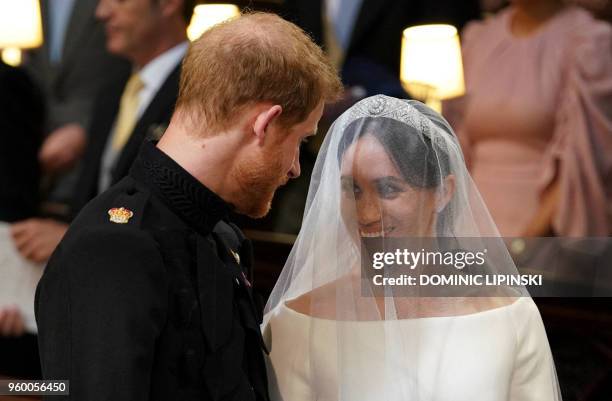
[175,12,343,132]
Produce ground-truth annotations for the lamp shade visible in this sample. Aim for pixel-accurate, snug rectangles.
[187,4,240,41]
[400,24,465,101]
[0,0,43,49]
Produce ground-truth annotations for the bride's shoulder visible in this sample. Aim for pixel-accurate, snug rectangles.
[285,273,358,319]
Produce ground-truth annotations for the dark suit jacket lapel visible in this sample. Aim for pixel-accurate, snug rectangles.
[112,64,181,184]
[70,76,126,215]
[347,0,394,55]
[302,0,324,46]
[32,0,53,84]
[59,0,97,72]
[38,0,50,60]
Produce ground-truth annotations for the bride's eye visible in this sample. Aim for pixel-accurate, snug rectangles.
[376,182,402,199]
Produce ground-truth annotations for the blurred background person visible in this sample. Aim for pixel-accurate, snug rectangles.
[442,6,612,397]
[444,0,612,237]
[481,0,612,21]
[26,0,130,205]
[71,0,191,213]
[11,0,193,265]
[0,59,45,380]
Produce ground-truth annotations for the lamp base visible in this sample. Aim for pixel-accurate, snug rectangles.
[1,47,22,67]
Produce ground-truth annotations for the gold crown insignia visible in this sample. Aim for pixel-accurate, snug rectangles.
[108,207,134,224]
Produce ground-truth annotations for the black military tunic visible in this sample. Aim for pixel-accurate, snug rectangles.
[35,141,269,401]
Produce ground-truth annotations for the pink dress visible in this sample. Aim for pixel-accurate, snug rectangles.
[445,6,612,237]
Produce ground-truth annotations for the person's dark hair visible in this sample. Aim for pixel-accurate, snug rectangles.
[337,109,454,189]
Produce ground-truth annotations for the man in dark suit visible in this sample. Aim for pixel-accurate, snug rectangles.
[11,0,194,264]
[36,12,342,400]
[70,0,193,214]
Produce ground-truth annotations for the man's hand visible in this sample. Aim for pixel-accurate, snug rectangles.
[0,306,25,337]
[39,123,87,173]
[11,219,69,263]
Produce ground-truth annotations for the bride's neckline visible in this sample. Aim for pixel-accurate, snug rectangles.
[281,296,526,323]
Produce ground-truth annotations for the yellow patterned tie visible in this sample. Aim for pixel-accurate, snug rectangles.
[111,73,144,150]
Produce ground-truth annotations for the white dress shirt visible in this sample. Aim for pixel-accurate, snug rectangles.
[98,41,189,193]
[135,41,189,119]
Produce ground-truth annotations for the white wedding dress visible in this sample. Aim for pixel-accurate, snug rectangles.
[263,96,562,401]
[264,297,558,401]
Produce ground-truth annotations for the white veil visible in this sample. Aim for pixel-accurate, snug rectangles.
[263,96,562,401]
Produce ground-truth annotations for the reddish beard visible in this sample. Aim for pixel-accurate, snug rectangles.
[231,148,287,218]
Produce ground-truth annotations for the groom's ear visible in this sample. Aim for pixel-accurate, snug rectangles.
[253,105,283,144]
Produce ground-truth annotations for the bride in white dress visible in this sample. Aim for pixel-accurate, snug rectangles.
[262,96,562,401]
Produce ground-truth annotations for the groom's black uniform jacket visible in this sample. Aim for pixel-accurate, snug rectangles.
[35,141,269,401]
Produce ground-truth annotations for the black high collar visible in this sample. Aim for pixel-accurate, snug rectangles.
[129,141,231,235]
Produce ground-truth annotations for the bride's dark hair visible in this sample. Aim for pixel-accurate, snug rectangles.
[336,102,455,190]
